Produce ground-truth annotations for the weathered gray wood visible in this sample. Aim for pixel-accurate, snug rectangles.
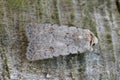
[0,0,120,80]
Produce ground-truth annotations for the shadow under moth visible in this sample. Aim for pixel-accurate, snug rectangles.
[25,23,98,61]
[116,0,120,14]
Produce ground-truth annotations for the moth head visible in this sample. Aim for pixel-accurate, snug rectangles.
[89,33,98,47]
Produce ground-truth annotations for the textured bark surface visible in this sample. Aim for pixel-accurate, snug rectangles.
[0,0,120,80]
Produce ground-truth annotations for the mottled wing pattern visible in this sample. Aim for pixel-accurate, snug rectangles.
[26,23,98,61]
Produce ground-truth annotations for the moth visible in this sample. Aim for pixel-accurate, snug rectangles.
[25,23,98,61]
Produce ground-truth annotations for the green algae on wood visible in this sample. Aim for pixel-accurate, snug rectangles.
[0,24,8,46]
